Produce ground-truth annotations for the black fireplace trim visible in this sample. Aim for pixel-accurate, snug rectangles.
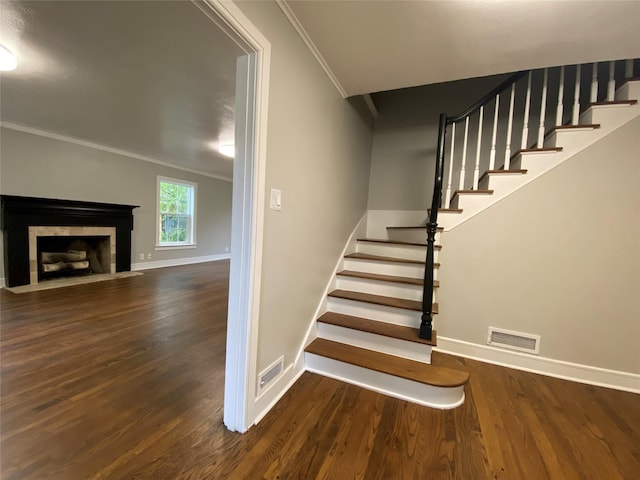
[1,195,138,287]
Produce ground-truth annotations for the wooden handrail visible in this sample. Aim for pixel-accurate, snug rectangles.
[420,71,527,341]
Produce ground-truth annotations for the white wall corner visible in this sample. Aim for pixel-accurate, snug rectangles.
[275,0,348,98]
[435,336,640,394]
[363,94,379,119]
[131,253,230,271]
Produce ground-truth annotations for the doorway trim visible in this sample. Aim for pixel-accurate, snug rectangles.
[196,0,271,432]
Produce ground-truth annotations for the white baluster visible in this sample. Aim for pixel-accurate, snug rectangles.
[607,61,615,101]
[521,71,532,149]
[626,59,634,78]
[459,117,469,191]
[572,64,581,125]
[473,106,484,190]
[504,84,515,170]
[556,66,565,126]
[590,62,598,102]
[489,95,500,170]
[537,68,548,147]
[444,122,456,208]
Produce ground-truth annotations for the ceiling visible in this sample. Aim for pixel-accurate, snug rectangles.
[282,0,640,97]
[0,1,243,180]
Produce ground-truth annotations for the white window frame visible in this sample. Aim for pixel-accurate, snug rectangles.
[156,176,197,248]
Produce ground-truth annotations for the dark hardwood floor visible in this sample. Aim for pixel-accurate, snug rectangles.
[1,261,638,479]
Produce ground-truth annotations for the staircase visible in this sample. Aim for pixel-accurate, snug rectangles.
[303,59,639,409]
[305,234,469,409]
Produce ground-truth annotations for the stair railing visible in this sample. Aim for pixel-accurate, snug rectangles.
[420,58,637,340]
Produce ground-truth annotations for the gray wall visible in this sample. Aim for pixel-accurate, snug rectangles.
[236,1,374,374]
[0,127,232,276]
[368,75,509,210]
[437,117,640,373]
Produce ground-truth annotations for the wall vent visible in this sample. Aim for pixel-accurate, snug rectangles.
[258,355,284,395]
[487,327,540,354]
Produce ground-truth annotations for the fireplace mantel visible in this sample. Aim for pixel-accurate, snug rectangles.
[1,195,138,287]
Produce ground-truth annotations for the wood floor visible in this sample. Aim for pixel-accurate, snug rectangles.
[1,261,639,479]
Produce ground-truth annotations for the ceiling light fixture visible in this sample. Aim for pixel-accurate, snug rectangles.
[218,145,235,158]
[0,44,17,72]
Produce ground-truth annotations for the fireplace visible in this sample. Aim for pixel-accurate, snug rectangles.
[31,226,116,283]
[1,196,138,287]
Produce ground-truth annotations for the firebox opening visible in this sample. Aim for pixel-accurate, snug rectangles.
[37,236,111,282]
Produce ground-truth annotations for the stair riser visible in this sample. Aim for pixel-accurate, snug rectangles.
[327,297,421,327]
[356,242,429,262]
[615,80,640,102]
[510,151,561,170]
[451,194,494,213]
[479,173,526,192]
[335,276,426,302]
[387,230,440,244]
[543,129,598,149]
[579,104,639,125]
[305,354,465,409]
[343,258,427,279]
[316,322,432,364]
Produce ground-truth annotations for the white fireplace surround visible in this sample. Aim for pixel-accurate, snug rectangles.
[28,226,116,285]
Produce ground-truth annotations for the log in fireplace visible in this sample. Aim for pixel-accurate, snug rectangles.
[1,195,138,287]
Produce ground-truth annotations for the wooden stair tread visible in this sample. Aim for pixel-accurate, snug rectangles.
[328,289,438,313]
[510,147,562,161]
[357,238,441,250]
[588,99,637,107]
[545,123,600,139]
[387,226,444,231]
[337,270,439,287]
[345,252,438,266]
[451,189,493,202]
[478,169,527,185]
[318,312,437,346]
[305,338,468,387]
[428,208,463,213]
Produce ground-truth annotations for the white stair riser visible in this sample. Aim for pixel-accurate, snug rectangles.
[510,151,562,170]
[305,353,465,409]
[451,194,494,213]
[579,103,639,125]
[479,173,527,191]
[327,297,421,327]
[356,242,428,262]
[336,276,424,302]
[543,129,599,149]
[387,229,440,244]
[316,322,432,364]
[615,80,640,102]
[343,258,426,279]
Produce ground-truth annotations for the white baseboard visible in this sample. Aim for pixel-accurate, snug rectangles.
[435,336,640,394]
[0,277,5,289]
[131,253,230,271]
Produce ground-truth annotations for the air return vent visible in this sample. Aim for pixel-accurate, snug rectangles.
[487,327,540,354]
[257,355,284,395]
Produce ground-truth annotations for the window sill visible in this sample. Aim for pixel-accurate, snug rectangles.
[155,244,197,251]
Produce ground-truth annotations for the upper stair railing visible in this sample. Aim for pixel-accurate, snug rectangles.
[420,58,638,340]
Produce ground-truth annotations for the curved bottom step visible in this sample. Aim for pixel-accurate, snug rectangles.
[305,339,468,409]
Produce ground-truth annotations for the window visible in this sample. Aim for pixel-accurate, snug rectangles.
[157,177,196,247]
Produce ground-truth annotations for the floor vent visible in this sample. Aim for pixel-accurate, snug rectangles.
[258,355,284,395]
[487,327,540,354]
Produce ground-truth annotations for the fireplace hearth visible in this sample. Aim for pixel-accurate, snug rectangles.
[1,196,138,287]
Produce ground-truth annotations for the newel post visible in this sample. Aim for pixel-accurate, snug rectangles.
[421,113,447,340]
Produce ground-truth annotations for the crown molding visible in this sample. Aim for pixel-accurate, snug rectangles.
[0,122,233,182]
[276,0,348,98]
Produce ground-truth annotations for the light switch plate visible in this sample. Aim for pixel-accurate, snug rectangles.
[270,188,282,211]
